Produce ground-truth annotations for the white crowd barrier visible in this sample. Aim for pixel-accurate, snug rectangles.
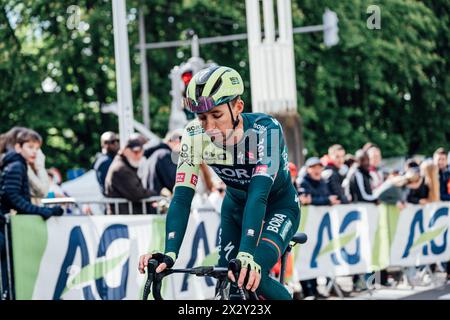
[2,202,449,299]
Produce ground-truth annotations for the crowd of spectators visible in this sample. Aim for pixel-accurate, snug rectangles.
[292,143,450,299]
[294,143,449,209]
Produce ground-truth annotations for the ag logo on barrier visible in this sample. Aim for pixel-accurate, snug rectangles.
[53,224,129,300]
[310,210,361,268]
[402,207,448,258]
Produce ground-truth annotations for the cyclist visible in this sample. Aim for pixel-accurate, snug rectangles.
[138,65,300,299]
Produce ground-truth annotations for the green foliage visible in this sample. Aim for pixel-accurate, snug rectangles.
[0,0,448,175]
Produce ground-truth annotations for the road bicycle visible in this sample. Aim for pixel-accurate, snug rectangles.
[142,232,307,300]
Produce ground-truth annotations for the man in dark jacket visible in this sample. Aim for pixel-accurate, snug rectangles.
[297,157,340,299]
[104,134,156,214]
[433,148,450,201]
[93,131,120,195]
[322,144,350,204]
[145,129,182,195]
[298,157,341,206]
[349,150,378,203]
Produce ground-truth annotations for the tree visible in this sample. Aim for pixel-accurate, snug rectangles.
[0,0,448,175]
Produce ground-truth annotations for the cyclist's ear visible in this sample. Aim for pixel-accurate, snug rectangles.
[233,97,244,113]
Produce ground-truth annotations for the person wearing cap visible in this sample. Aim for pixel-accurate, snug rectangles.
[405,165,431,205]
[104,134,156,214]
[298,157,340,206]
[297,157,339,299]
[143,129,183,197]
[93,131,120,195]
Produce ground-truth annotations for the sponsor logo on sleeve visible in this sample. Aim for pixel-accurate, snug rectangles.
[176,172,186,183]
[190,174,198,186]
[254,164,268,175]
[246,229,255,237]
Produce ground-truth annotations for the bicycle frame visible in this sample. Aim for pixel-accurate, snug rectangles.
[142,233,308,300]
[142,259,258,300]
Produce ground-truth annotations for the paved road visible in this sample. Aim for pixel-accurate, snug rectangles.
[316,272,450,300]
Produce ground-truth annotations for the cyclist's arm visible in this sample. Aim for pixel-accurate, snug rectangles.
[164,123,202,257]
[239,118,282,256]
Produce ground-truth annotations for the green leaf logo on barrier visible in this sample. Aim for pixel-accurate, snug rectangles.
[317,232,357,258]
[62,251,129,295]
[410,226,447,251]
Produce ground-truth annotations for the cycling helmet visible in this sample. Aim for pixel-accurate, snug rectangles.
[183,65,244,114]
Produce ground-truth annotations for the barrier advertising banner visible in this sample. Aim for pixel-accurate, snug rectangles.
[293,204,380,280]
[389,202,450,267]
[10,210,220,300]
[8,202,450,299]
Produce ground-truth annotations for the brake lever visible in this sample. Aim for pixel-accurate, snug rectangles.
[228,259,247,300]
[142,259,159,300]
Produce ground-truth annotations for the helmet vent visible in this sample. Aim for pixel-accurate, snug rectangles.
[210,78,223,96]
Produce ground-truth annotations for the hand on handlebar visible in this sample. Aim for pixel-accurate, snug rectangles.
[138,252,176,274]
[227,252,261,292]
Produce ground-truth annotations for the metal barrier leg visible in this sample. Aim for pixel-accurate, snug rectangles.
[0,235,4,300]
[325,277,344,299]
[4,220,14,300]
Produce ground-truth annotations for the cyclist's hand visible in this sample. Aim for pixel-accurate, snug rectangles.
[138,253,153,274]
[138,252,176,274]
[228,252,261,292]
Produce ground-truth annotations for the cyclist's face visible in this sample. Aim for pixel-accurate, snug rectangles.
[198,100,243,144]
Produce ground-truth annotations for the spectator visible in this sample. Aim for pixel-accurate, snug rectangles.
[104,134,156,214]
[367,146,384,189]
[47,168,66,198]
[344,154,356,170]
[0,127,50,203]
[405,167,429,205]
[405,158,420,171]
[298,157,339,299]
[322,144,350,203]
[421,159,440,203]
[433,148,450,201]
[93,131,120,195]
[375,170,409,206]
[142,129,183,195]
[0,129,64,224]
[349,150,378,203]
[298,157,340,206]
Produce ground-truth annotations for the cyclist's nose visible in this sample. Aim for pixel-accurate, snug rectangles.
[203,117,215,132]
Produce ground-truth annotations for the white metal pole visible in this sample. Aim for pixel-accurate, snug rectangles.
[112,0,135,145]
[139,8,150,130]
[262,0,275,43]
[191,34,200,58]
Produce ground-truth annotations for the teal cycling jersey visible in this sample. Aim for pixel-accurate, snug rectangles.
[165,112,296,257]
[175,112,290,192]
